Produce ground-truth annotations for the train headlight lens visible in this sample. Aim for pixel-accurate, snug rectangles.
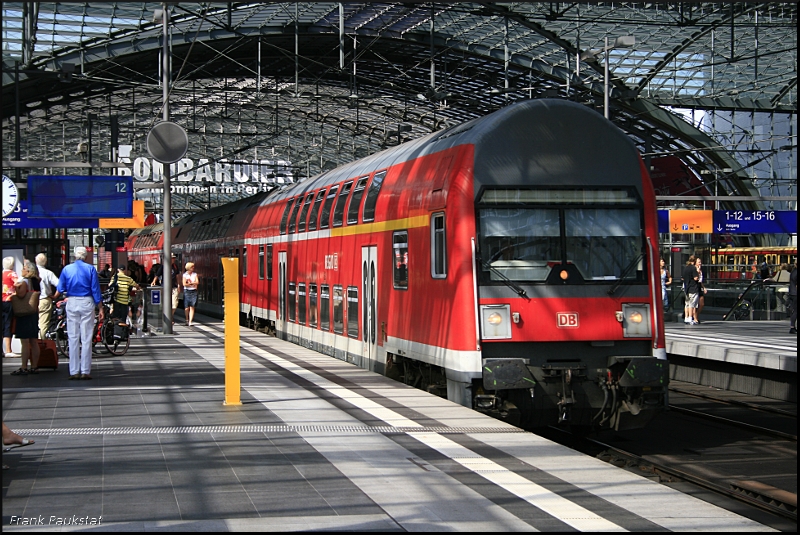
[622,303,651,338]
[560,270,569,281]
[481,305,512,340]
[487,313,503,325]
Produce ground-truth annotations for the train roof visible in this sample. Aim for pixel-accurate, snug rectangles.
[268,99,643,203]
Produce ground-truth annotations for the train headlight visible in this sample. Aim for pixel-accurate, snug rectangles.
[481,304,512,340]
[622,303,651,338]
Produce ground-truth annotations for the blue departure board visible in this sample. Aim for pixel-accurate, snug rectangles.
[27,175,133,218]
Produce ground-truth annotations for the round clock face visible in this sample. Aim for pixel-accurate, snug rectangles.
[2,175,19,217]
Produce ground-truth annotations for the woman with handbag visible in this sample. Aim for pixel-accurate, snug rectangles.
[10,261,41,375]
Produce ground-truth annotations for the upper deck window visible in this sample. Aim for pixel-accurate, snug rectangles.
[332,181,353,228]
[319,185,339,230]
[362,170,386,223]
[280,198,296,235]
[288,196,303,233]
[297,193,314,233]
[307,188,327,231]
[347,176,369,225]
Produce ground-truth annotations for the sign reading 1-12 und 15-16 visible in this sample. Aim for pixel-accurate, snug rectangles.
[712,210,796,234]
[27,175,133,219]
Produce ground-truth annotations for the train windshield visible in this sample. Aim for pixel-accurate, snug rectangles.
[478,188,644,283]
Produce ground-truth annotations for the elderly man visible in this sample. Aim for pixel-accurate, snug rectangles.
[35,253,60,340]
[56,247,103,380]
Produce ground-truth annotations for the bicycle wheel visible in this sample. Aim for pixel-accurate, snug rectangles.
[103,321,130,356]
[55,321,69,358]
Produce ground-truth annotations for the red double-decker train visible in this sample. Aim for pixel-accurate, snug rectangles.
[127,99,668,430]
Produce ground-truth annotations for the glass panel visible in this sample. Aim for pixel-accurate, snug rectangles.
[393,231,409,289]
[298,283,306,325]
[332,181,353,227]
[333,285,344,334]
[242,247,247,277]
[267,244,273,280]
[320,284,330,331]
[309,284,318,327]
[362,170,386,222]
[288,282,296,322]
[431,213,446,278]
[288,197,302,233]
[347,177,369,225]
[479,208,560,281]
[258,245,265,279]
[280,198,295,235]
[319,185,338,229]
[565,208,643,281]
[480,189,637,204]
[347,286,359,339]
[308,188,327,231]
[298,193,314,233]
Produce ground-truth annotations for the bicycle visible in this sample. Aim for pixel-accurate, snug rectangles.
[95,290,131,356]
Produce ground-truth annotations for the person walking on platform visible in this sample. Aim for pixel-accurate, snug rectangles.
[57,246,103,380]
[35,253,60,340]
[789,262,797,335]
[3,257,20,358]
[682,256,700,325]
[110,265,139,340]
[695,257,707,323]
[660,258,672,311]
[182,262,199,326]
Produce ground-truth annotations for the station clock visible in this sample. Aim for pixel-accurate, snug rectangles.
[2,175,19,217]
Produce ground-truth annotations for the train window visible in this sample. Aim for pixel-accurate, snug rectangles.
[280,198,295,235]
[332,181,354,227]
[258,245,265,280]
[288,197,303,234]
[431,213,447,278]
[308,189,326,231]
[347,176,369,225]
[333,285,344,334]
[565,208,643,281]
[288,282,296,322]
[267,244,273,280]
[309,284,318,328]
[347,287,359,339]
[297,193,314,233]
[320,284,330,331]
[242,247,247,277]
[319,185,339,230]
[362,170,386,223]
[393,231,409,290]
[298,283,307,325]
[229,248,234,258]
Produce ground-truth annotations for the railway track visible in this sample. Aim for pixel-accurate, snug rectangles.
[537,385,798,529]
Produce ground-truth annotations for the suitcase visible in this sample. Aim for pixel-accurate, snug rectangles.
[36,339,59,370]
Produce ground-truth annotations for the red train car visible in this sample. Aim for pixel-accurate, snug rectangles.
[130,100,668,430]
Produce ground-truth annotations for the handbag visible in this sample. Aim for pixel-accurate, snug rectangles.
[11,287,39,316]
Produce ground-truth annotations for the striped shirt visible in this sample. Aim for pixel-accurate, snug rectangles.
[112,272,136,305]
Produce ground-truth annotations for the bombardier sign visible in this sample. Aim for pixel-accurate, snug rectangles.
[118,145,295,192]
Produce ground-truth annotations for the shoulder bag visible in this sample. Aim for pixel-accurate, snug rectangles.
[11,287,39,316]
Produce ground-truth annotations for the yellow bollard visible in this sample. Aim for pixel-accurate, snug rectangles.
[221,257,241,406]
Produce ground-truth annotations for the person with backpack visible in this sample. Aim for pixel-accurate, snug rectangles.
[109,265,139,340]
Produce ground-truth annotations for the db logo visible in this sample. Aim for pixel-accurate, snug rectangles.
[557,312,579,328]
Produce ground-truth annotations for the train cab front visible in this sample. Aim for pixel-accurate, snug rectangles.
[473,187,668,431]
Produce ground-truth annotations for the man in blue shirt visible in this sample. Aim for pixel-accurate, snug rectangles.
[57,246,103,380]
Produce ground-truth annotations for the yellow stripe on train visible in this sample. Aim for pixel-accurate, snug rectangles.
[329,215,429,237]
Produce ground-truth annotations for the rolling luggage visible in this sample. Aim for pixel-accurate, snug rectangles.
[36,339,59,370]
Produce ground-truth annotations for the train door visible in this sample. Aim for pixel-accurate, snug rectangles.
[278,251,287,337]
[361,246,378,371]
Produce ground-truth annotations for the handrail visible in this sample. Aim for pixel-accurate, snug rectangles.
[722,279,791,321]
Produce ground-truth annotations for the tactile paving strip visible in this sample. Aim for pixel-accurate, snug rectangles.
[12,424,527,436]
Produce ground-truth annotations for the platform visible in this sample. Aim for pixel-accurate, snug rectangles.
[3,316,775,532]
[664,320,797,373]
